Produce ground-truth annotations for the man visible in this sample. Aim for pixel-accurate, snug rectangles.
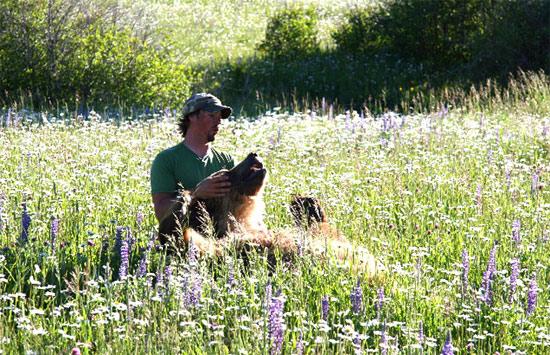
[150,93,235,222]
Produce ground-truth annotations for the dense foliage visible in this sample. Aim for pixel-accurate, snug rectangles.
[332,0,550,75]
[0,0,192,111]
[257,6,319,59]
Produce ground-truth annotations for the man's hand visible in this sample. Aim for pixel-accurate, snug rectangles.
[192,174,231,199]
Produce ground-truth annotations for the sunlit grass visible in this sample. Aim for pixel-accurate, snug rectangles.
[0,86,548,353]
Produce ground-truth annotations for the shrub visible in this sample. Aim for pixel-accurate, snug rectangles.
[257,6,319,59]
[0,0,193,110]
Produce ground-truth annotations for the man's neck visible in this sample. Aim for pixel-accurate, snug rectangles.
[183,136,210,158]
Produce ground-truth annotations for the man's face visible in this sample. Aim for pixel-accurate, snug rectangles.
[195,110,222,142]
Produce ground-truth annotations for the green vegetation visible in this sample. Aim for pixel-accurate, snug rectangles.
[2,0,546,115]
[0,73,548,353]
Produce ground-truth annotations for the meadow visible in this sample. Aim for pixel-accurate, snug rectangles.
[0,73,549,354]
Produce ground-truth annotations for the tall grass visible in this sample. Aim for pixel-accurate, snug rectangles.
[0,78,548,353]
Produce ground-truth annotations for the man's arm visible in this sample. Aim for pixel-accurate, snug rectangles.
[152,192,176,222]
[152,173,231,222]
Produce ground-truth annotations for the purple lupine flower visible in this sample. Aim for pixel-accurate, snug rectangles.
[296,330,304,355]
[126,227,135,256]
[164,266,172,288]
[321,295,329,321]
[268,290,285,355]
[475,184,483,212]
[187,239,198,266]
[481,243,497,304]
[0,193,5,232]
[182,271,203,308]
[136,211,144,227]
[265,280,273,312]
[350,278,363,315]
[227,258,236,289]
[505,165,511,189]
[114,226,124,254]
[376,288,384,319]
[380,321,388,355]
[442,332,453,355]
[137,252,147,278]
[50,217,59,254]
[512,219,521,244]
[19,202,31,244]
[418,321,424,345]
[353,331,362,354]
[526,273,538,316]
[118,237,129,279]
[156,265,164,288]
[509,258,520,303]
[531,171,539,195]
[461,249,470,294]
[137,234,155,278]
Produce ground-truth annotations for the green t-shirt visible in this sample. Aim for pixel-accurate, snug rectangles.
[150,142,235,194]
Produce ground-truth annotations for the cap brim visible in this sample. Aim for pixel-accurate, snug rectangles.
[203,105,232,119]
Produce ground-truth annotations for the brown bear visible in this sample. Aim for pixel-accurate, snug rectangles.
[158,153,381,275]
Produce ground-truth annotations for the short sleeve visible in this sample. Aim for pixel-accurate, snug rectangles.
[150,152,177,194]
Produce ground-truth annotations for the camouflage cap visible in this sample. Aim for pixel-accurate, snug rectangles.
[182,93,232,119]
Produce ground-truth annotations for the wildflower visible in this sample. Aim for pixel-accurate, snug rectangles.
[353,331,362,354]
[71,347,81,355]
[20,202,31,244]
[296,329,304,355]
[321,295,329,321]
[481,243,497,304]
[505,165,511,189]
[350,278,363,315]
[164,266,172,289]
[114,226,124,254]
[526,273,538,316]
[380,321,388,355]
[509,259,520,303]
[461,249,469,294]
[118,237,129,280]
[0,193,5,232]
[136,211,144,227]
[227,258,236,288]
[512,219,521,244]
[531,171,539,195]
[264,280,272,312]
[442,332,453,355]
[50,217,59,254]
[187,239,198,266]
[376,288,384,319]
[475,184,482,212]
[137,252,147,278]
[418,321,424,345]
[268,290,285,355]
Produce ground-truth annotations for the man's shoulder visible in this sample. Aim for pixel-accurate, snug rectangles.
[154,143,183,160]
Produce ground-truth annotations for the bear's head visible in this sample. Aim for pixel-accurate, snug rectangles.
[189,153,268,238]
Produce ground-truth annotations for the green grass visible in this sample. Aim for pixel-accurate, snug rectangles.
[0,78,548,353]
[148,0,378,65]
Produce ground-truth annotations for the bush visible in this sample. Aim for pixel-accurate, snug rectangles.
[0,0,193,111]
[470,0,550,80]
[333,0,488,70]
[257,6,319,59]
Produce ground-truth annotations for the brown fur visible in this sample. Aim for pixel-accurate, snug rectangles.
[158,153,383,276]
